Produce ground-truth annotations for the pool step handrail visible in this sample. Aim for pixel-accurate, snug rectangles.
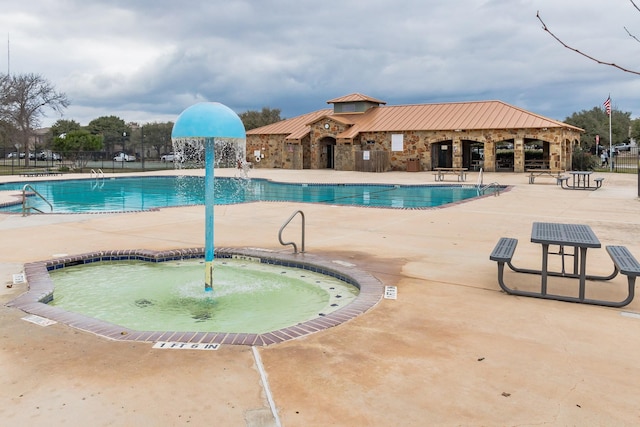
[279,210,305,253]
[22,184,53,216]
[478,182,502,196]
[90,168,104,180]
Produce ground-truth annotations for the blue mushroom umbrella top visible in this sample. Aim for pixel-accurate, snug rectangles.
[172,102,246,139]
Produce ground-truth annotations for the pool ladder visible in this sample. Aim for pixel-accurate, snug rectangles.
[91,169,105,189]
[90,168,104,179]
[279,210,305,253]
[477,182,501,196]
[475,168,501,196]
[22,184,52,216]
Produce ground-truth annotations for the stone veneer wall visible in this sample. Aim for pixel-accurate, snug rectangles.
[247,124,580,171]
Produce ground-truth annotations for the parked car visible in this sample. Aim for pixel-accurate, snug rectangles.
[614,143,633,152]
[113,152,136,162]
[37,151,61,161]
[7,152,25,159]
[161,152,182,162]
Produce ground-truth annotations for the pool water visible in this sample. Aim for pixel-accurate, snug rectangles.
[47,258,359,334]
[0,176,498,213]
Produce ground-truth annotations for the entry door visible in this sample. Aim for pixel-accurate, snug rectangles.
[326,143,334,168]
[436,144,452,168]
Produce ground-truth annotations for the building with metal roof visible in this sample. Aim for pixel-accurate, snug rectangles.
[246,93,583,173]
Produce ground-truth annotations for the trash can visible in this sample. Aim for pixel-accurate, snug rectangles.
[407,158,421,172]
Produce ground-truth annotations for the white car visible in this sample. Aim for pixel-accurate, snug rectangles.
[161,152,182,162]
[614,143,633,152]
[113,152,136,162]
[38,151,61,161]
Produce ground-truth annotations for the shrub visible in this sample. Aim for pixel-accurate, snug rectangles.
[572,146,599,171]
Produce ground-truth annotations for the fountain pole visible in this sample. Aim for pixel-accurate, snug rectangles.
[171,102,246,292]
[204,138,215,291]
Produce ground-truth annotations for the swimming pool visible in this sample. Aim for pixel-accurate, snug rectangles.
[0,176,501,213]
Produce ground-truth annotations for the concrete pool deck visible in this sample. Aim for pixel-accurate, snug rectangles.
[1,168,640,426]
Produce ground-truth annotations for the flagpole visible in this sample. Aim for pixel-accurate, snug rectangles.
[609,100,613,172]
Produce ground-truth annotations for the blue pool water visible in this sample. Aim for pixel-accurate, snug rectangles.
[0,176,498,213]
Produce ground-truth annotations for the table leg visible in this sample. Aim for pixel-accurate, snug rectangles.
[579,247,588,300]
[541,244,549,295]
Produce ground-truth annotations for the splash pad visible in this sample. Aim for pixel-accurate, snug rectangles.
[10,248,383,345]
[6,101,384,345]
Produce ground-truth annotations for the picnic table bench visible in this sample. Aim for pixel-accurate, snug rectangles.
[524,159,547,169]
[526,169,565,184]
[433,167,467,182]
[558,171,604,190]
[489,223,640,307]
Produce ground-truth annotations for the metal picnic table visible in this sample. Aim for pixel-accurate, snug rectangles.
[489,222,640,307]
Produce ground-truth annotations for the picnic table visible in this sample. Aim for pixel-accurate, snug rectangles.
[433,167,467,182]
[558,171,604,190]
[524,159,547,169]
[526,168,564,184]
[489,222,640,307]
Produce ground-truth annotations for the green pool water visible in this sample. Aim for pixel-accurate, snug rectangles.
[47,258,359,334]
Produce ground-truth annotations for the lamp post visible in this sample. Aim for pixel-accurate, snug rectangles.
[14,143,21,172]
[121,132,127,168]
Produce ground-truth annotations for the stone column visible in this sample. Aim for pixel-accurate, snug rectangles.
[514,136,525,173]
[453,136,462,168]
[485,141,496,172]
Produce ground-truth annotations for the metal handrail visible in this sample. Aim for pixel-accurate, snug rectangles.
[22,184,52,216]
[478,182,502,196]
[90,168,104,180]
[278,210,305,253]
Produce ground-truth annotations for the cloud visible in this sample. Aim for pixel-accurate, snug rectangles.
[2,0,640,127]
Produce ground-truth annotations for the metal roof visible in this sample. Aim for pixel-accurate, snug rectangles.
[326,93,387,105]
[246,97,583,140]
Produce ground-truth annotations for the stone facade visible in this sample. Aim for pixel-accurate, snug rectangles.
[245,95,582,172]
[247,124,579,172]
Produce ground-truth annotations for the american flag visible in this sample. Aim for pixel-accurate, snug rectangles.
[603,96,611,116]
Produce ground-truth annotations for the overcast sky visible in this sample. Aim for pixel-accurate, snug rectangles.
[3,0,640,128]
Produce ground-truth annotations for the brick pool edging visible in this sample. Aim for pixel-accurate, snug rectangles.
[6,248,385,347]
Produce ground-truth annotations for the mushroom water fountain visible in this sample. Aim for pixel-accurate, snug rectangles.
[171,102,246,292]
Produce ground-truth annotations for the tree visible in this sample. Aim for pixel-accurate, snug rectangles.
[86,116,129,155]
[52,129,103,168]
[631,118,640,142]
[50,119,82,140]
[239,107,283,130]
[0,73,69,164]
[0,119,17,157]
[565,107,631,150]
[138,121,173,158]
[537,4,640,76]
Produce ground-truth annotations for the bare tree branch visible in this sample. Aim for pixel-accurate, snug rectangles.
[624,26,640,44]
[536,10,640,76]
[629,0,640,13]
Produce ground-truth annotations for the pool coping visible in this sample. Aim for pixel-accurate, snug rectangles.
[6,247,384,347]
